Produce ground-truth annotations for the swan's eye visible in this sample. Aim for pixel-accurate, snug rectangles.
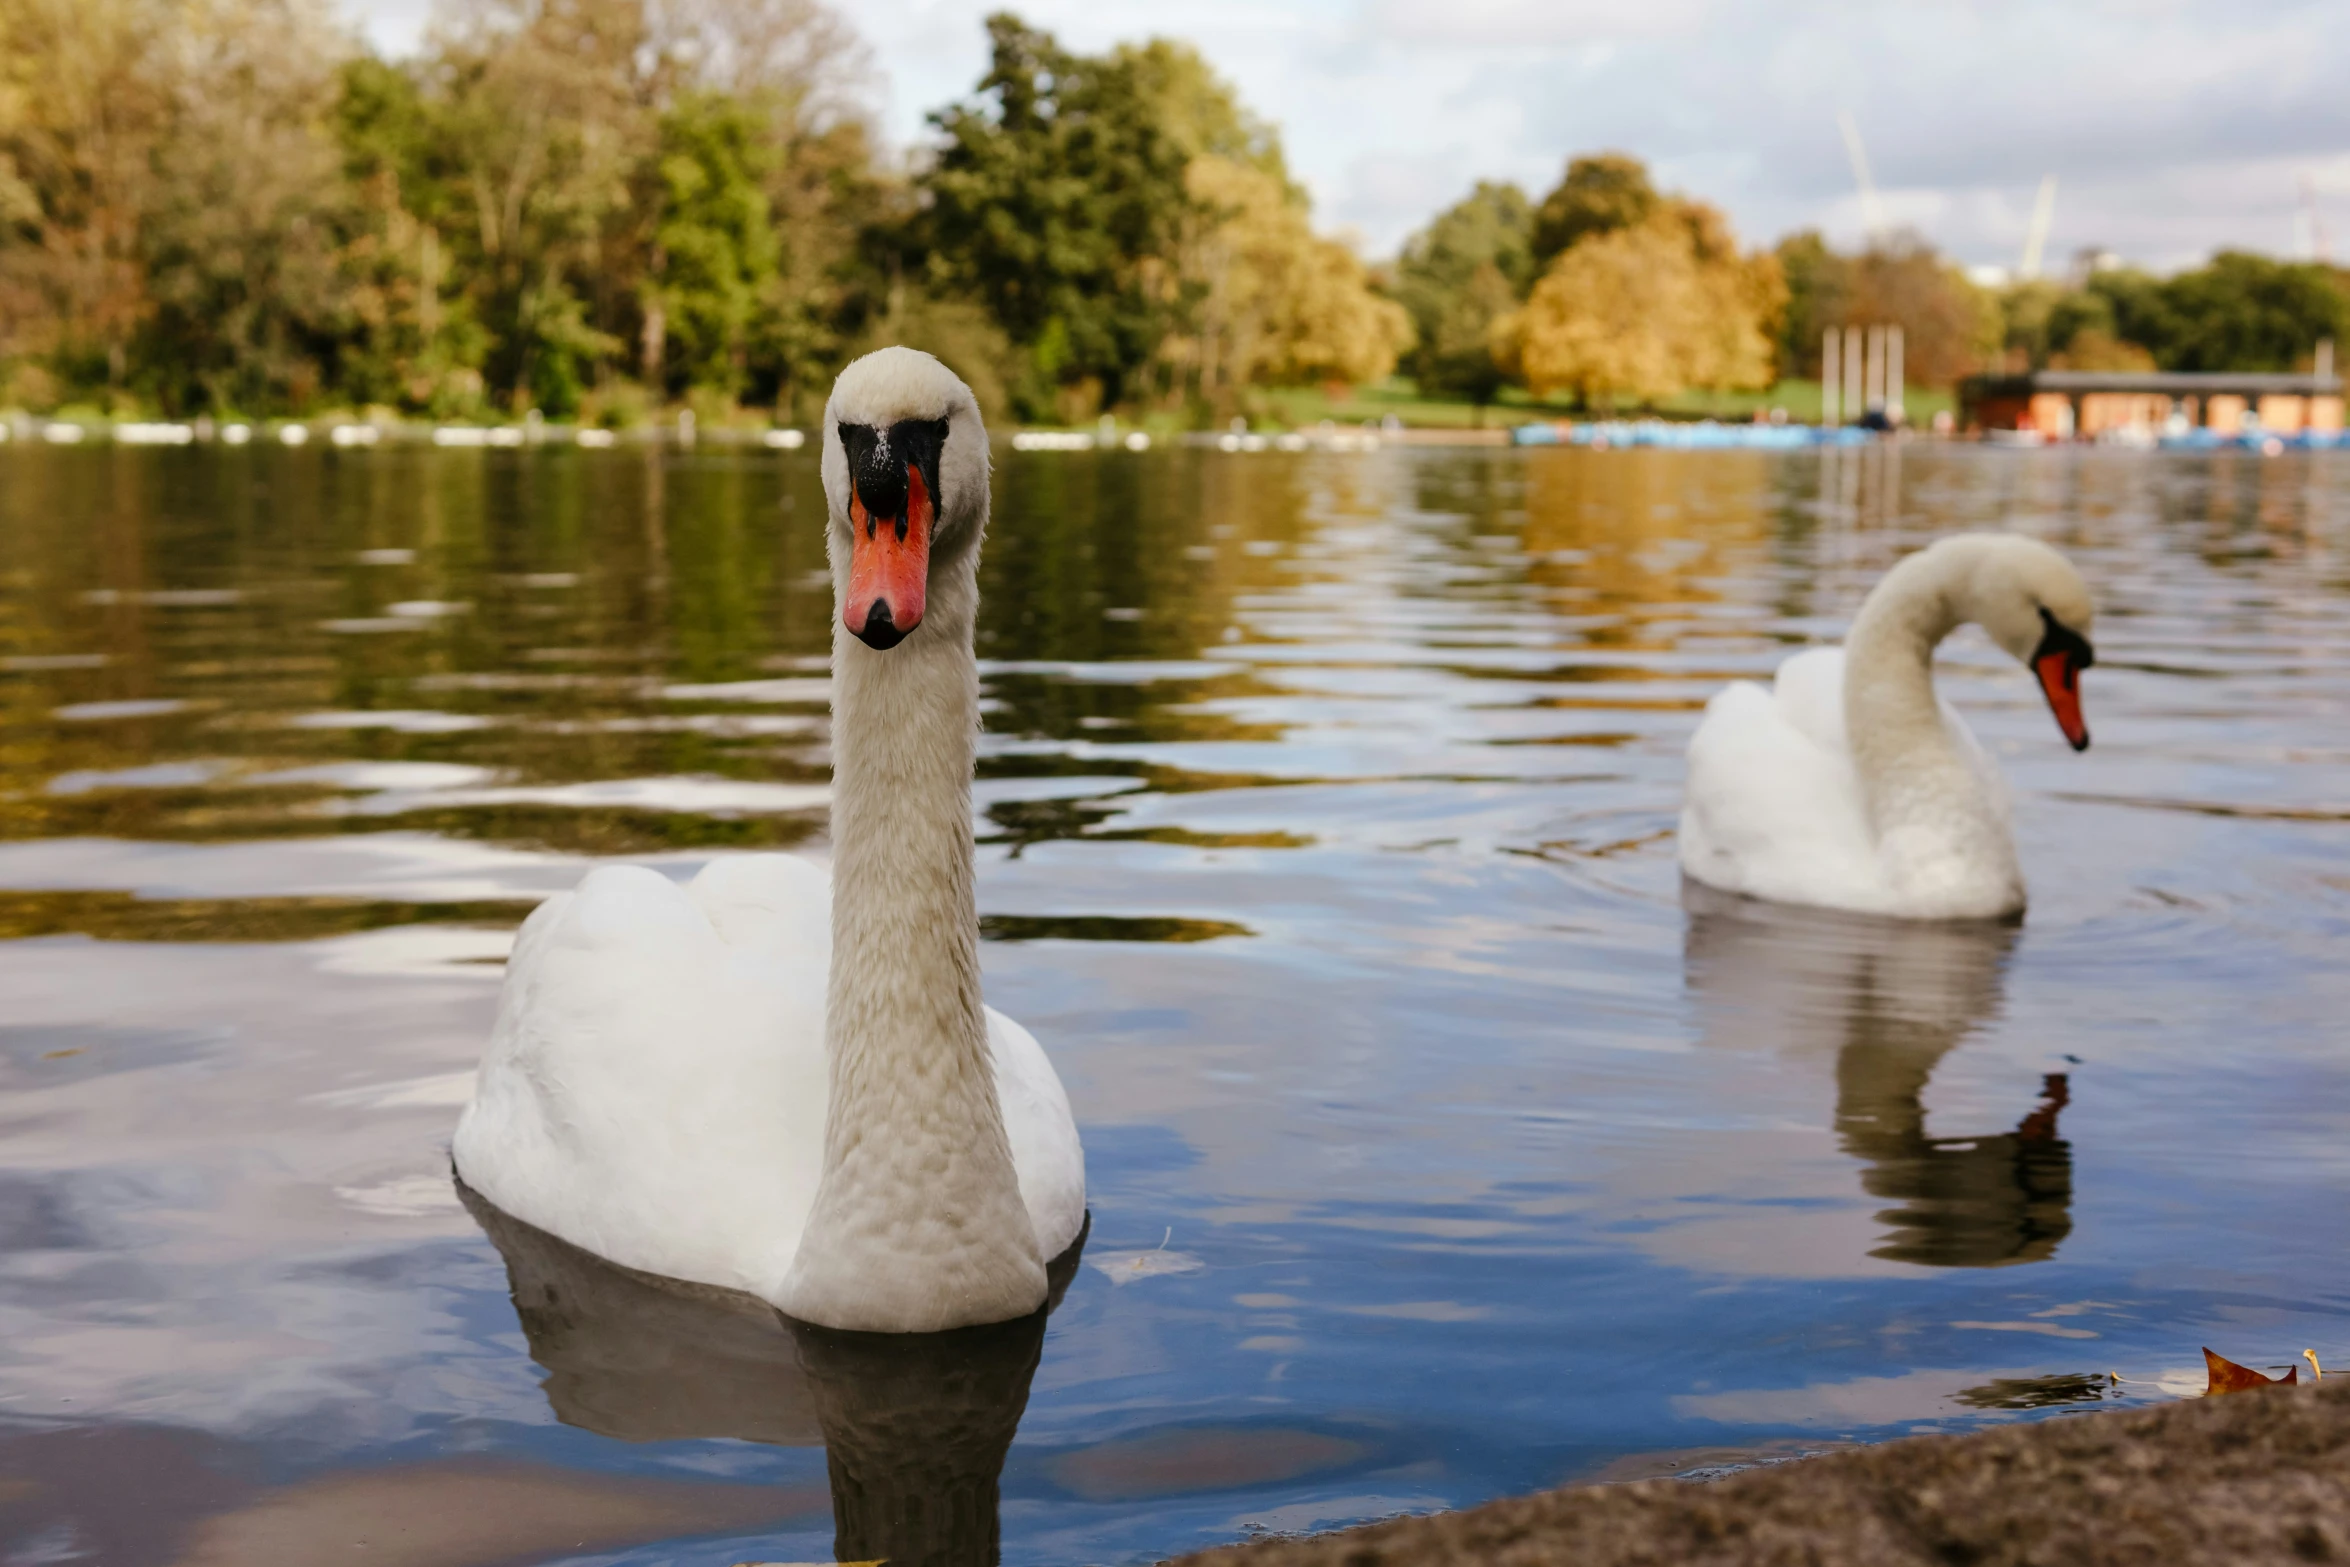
[2033,606,2093,670]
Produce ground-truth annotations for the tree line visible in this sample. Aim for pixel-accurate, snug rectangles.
[1394,152,2350,415]
[3,0,2343,428]
[0,1,1404,425]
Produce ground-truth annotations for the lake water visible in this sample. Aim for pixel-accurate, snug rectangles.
[1,439,2346,1566]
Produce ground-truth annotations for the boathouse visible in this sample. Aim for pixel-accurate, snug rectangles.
[1959,362,2343,441]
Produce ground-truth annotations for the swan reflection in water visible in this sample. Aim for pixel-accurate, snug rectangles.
[460,1182,1085,1567]
[1682,883,2072,1268]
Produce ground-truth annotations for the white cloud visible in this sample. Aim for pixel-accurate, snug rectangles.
[341,0,2350,268]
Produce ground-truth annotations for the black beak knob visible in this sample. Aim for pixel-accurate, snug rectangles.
[852,448,906,531]
[855,599,906,650]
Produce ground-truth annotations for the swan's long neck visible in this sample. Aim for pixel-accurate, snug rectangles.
[781,543,1049,1333]
[1841,539,2022,910]
[1843,550,1966,812]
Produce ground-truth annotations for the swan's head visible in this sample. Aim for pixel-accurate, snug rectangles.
[1954,534,2098,752]
[822,347,990,650]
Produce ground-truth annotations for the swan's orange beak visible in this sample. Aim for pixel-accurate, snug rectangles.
[844,463,931,650]
[2034,645,2090,751]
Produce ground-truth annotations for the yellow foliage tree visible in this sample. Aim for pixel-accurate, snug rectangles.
[0,0,176,391]
[1497,199,1783,408]
[1164,154,1412,414]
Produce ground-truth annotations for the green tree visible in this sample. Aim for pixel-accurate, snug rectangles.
[1772,230,1844,378]
[1392,181,1533,408]
[641,92,779,399]
[330,55,491,411]
[913,13,1201,419]
[2002,255,2344,376]
[2145,252,2345,371]
[328,0,871,418]
[1530,152,1659,272]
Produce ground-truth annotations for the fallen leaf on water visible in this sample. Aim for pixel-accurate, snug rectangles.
[2202,1347,2299,1396]
[1087,1248,1205,1286]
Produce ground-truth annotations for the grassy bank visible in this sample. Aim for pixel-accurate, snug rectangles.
[1252,378,1956,431]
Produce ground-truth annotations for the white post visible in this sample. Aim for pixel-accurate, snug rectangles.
[1823,327,1841,425]
[1845,329,1865,427]
[2319,338,2336,384]
[1888,325,1905,425]
[1865,325,1885,417]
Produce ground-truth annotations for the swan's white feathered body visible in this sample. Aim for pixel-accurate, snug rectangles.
[1680,646,2017,918]
[454,854,1086,1303]
[1678,533,2097,922]
[455,346,1085,1332]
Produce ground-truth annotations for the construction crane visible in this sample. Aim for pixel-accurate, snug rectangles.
[2299,173,2332,263]
[2018,174,2058,279]
[1837,110,1888,242]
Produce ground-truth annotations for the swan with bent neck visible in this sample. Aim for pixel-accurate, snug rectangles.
[1679,533,2097,920]
[453,348,1085,1333]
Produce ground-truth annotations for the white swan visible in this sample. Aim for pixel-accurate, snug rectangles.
[454,347,1086,1333]
[1679,533,2096,920]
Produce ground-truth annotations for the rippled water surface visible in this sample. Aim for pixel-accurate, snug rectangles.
[2,440,2347,1565]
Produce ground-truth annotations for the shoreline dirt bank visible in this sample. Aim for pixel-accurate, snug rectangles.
[1169,1377,2350,1567]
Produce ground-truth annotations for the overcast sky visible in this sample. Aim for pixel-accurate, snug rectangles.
[346,0,2350,271]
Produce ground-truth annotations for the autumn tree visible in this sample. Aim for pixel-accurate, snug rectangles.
[0,0,371,413]
[1165,154,1410,415]
[0,0,180,401]
[1499,192,1782,409]
[139,0,355,413]
[1773,230,1999,388]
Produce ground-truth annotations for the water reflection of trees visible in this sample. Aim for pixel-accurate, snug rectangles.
[462,1183,1083,1567]
[1682,885,2073,1269]
[0,448,843,853]
[1514,449,1770,638]
[978,450,1299,746]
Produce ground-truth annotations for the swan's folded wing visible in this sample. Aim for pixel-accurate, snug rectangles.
[985,1007,1087,1261]
[1680,676,1883,910]
[1771,646,1850,755]
[457,862,826,1297]
[687,852,831,956]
